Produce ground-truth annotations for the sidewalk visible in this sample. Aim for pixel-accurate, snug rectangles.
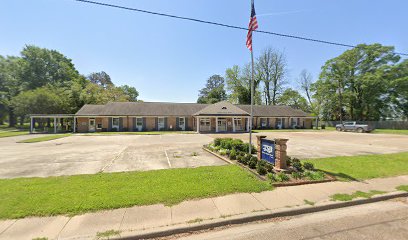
[0,175,407,240]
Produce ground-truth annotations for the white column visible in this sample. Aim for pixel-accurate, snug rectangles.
[215,117,218,133]
[232,117,236,132]
[54,118,57,133]
[73,117,76,133]
[196,117,200,133]
[30,117,33,133]
[246,117,250,132]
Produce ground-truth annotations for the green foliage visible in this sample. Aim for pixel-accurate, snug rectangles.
[314,43,402,121]
[229,149,237,160]
[291,171,303,180]
[275,172,290,182]
[248,156,258,169]
[197,75,227,104]
[303,162,315,171]
[291,158,303,172]
[304,171,325,181]
[214,138,222,146]
[256,161,268,175]
[278,88,309,112]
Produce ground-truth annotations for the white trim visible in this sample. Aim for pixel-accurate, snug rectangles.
[215,117,218,132]
[232,117,236,132]
[178,117,185,131]
[112,117,120,130]
[89,118,96,132]
[157,117,165,130]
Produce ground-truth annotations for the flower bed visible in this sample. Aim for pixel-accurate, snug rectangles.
[205,138,336,186]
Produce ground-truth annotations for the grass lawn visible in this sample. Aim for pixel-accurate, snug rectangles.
[304,152,408,181]
[0,165,271,219]
[84,131,196,135]
[0,130,29,138]
[17,134,71,143]
[371,129,408,135]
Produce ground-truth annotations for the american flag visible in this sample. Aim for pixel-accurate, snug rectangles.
[246,0,258,51]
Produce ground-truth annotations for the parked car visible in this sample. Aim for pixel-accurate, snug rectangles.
[335,121,373,133]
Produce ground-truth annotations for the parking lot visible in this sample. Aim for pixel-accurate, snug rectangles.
[1,131,408,179]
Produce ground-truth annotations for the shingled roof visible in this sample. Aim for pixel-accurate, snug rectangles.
[193,101,249,116]
[75,101,310,117]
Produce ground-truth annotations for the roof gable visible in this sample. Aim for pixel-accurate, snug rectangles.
[193,101,249,116]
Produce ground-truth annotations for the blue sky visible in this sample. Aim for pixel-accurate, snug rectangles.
[1,0,407,102]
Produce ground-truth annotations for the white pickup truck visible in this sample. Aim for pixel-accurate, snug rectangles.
[335,122,373,133]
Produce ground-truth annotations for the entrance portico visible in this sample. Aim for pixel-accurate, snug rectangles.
[193,101,251,133]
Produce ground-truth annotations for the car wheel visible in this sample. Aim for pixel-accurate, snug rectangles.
[336,127,342,131]
[357,128,364,133]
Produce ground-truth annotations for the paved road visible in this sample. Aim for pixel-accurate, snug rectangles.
[178,200,408,240]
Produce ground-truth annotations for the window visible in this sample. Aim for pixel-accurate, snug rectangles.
[260,118,267,127]
[158,117,165,130]
[200,118,210,126]
[234,118,243,131]
[136,118,143,126]
[112,118,120,129]
[97,123,102,129]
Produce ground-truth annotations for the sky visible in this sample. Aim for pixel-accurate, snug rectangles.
[1,0,407,102]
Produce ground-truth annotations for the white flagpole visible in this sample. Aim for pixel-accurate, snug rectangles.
[249,46,254,154]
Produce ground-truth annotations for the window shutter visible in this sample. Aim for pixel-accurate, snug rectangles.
[108,117,112,131]
[164,117,168,130]
[176,117,179,130]
[155,117,158,130]
[267,118,270,128]
[133,117,136,131]
[119,117,123,131]
[185,117,188,131]
[142,117,146,131]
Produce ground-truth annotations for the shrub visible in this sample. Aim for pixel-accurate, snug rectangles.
[292,158,303,172]
[214,138,222,146]
[275,172,290,182]
[291,171,303,180]
[304,171,325,181]
[267,172,277,182]
[219,138,233,149]
[248,156,258,169]
[303,162,315,171]
[265,162,274,173]
[236,155,243,163]
[256,162,267,175]
[286,156,293,166]
[218,148,228,156]
[229,149,237,160]
[242,143,257,154]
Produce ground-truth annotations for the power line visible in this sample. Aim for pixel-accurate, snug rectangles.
[73,0,408,57]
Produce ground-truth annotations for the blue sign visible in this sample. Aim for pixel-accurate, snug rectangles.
[261,139,275,164]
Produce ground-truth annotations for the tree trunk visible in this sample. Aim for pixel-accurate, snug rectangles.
[8,108,16,127]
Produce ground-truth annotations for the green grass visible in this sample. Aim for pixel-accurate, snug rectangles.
[96,229,120,240]
[84,131,196,135]
[330,190,386,201]
[0,165,271,219]
[396,185,408,192]
[372,129,408,135]
[0,130,29,138]
[304,152,408,181]
[17,134,71,143]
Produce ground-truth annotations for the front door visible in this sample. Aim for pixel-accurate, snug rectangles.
[89,118,96,132]
[179,117,185,131]
[136,117,143,131]
[217,118,227,132]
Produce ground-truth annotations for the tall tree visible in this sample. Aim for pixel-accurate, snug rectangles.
[197,74,227,104]
[278,88,309,112]
[87,71,113,89]
[256,48,287,105]
[20,45,80,90]
[118,85,139,101]
[315,43,400,121]
[225,65,261,104]
[298,69,313,105]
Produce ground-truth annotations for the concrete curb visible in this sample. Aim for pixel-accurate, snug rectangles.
[117,191,408,240]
